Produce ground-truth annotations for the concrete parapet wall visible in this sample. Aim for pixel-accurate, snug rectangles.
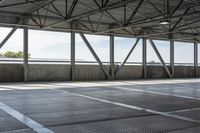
[0,64,23,82]
[28,64,71,81]
[147,66,168,79]
[174,66,195,78]
[74,65,108,81]
[115,65,143,80]
[0,64,199,82]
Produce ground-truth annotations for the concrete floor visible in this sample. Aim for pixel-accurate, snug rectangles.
[1,79,200,133]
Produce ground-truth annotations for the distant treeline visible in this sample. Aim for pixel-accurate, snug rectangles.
[0,51,30,58]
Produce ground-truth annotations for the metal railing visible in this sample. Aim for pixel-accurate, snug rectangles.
[0,58,197,66]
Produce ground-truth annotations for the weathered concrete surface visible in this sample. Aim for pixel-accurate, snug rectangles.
[0,64,199,82]
[28,64,71,81]
[115,65,143,80]
[74,65,108,81]
[147,66,168,79]
[174,66,195,78]
[0,64,23,82]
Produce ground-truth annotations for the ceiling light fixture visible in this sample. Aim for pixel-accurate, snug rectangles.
[160,20,170,25]
[160,0,170,25]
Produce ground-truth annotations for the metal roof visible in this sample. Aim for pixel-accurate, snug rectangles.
[0,0,200,42]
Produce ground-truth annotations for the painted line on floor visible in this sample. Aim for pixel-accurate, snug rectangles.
[166,107,200,113]
[124,81,200,90]
[124,79,200,85]
[0,101,54,133]
[115,87,200,101]
[53,89,200,124]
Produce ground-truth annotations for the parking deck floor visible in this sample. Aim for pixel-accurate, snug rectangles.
[0,79,200,133]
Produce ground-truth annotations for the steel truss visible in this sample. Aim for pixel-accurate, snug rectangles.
[0,0,200,81]
[0,0,200,42]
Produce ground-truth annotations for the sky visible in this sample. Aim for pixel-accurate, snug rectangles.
[0,27,198,64]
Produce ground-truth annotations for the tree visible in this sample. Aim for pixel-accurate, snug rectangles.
[0,51,30,58]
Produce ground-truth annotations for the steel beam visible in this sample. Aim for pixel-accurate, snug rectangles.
[170,39,175,76]
[51,3,64,18]
[26,0,63,18]
[170,0,184,16]
[115,38,140,75]
[26,0,56,14]
[142,38,147,79]
[71,0,136,21]
[79,33,110,79]
[65,0,68,18]
[71,31,75,81]
[23,27,29,82]
[0,0,45,8]
[149,39,172,78]
[135,26,200,38]
[45,0,137,27]
[110,34,114,80]
[103,0,109,7]
[171,7,191,31]
[146,0,164,17]
[68,0,78,18]
[127,0,144,24]
[96,10,200,34]
[0,27,17,49]
[194,41,198,77]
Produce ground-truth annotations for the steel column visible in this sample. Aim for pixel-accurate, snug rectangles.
[142,38,147,79]
[170,39,175,77]
[23,27,29,82]
[110,34,114,80]
[194,41,198,77]
[71,31,75,81]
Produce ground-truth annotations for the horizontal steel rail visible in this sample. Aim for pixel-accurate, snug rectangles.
[0,59,196,66]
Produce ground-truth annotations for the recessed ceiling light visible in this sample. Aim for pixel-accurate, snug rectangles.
[160,20,170,25]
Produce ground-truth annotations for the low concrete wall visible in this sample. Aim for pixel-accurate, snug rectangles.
[28,64,71,81]
[0,64,199,82]
[115,65,143,80]
[75,65,108,81]
[174,66,195,78]
[0,64,23,82]
[147,66,168,79]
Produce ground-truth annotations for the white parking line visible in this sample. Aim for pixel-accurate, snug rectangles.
[0,101,54,133]
[53,89,200,124]
[166,107,200,113]
[115,86,200,100]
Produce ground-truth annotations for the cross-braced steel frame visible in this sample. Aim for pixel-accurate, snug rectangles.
[0,27,199,81]
[0,0,199,81]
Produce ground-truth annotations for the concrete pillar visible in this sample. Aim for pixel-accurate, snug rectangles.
[71,31,75,81]
[23,27,29,82]
[194,41,198,77]
[170,39,175,77]
[110,34,114,80]
[142,38,147,79]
